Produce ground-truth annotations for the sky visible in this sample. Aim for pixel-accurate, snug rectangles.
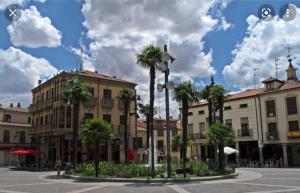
[0,0,300,118]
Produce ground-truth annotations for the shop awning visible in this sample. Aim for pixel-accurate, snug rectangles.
[9,148,38,155]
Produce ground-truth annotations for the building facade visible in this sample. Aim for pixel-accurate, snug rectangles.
[0,103,32,166]
[187,60,300,167]
[29,70,137,166]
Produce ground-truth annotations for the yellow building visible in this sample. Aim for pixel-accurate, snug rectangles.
[0,103,32,166]
[29,70,137,166]
[187,59,300,167]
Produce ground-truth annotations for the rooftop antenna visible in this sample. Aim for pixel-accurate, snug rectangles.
[286,44,293,59]
[275,58,279,79]
[79,46,83,72]
[253,68,259,89]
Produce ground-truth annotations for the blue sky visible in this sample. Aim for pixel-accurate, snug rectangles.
[0,0,300,116]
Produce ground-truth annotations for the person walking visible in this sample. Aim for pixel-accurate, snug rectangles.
[55,158,62,177]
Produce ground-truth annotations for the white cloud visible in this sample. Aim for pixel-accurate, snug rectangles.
[7,6,61,48]
[0,47,58,107]
[0,0,47,10]
[81,0,231,117]
[223,12,300,89]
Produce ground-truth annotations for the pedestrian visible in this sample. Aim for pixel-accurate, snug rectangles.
[55,158,62,177]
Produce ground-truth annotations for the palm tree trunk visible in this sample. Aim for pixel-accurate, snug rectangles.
[149,66,155,178]
[182,97,188,178]
[95,141,100,177]
[124,105,129,164]
[73,102,79,168]
[146,115,149,149]
[218,141,225,175]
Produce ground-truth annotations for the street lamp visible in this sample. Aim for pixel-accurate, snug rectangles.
[157,44,175,178]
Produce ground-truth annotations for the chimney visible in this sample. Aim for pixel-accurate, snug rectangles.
[38,80,42,85]
[17,102,21,108]
[10,103,13,108]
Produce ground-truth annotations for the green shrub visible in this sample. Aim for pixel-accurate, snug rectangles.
[190,160,209,176]
[82,163,95,176]
[99,162,118,176]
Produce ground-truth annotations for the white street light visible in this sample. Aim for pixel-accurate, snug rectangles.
[166,81,175,90]
[157,83,164,93]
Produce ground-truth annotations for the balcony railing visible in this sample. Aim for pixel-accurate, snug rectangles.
[266,131,279,140]
[287,130,300,138]
[102,98,114,109]
[83,97,97,108]
[237,129,253,137]
[189,133,206,140]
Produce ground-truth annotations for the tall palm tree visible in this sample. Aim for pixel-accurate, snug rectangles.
[137,45,162,177]
[139,104,157,149]
[62,77,91,168]
[117,89,135,163]
[81,118,113,177]
[174,81,200,178]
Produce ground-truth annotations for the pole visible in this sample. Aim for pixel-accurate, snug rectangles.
[38,136,41,171]
[164,45,171,178]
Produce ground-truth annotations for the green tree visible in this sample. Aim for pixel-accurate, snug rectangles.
[172,134,192,161]
[137,45,162,177]
[117,89,135,163]
[81,118,113,177]
[62,77,91,167]
[174,81,200,178]
[210,85,227,123]
[206,123,235,174]
[139,104,157,149]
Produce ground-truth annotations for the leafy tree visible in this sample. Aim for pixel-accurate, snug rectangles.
[206,123,235,174]
[209,85,227,123]
[117,89,135,163]
[174,81,200,178]
[62,77,91,167]
[137,45,162,177]
[81,118,113,177]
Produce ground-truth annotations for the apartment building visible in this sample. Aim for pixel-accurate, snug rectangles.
[0,103,32,166]
[29,70,137,166]
[136,118,183,163]
[187,59,300,167]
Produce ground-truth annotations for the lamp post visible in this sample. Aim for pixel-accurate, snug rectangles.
[157,44,175,178]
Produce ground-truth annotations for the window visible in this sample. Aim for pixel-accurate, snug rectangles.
[199,122,205,134]
[103,89,112,99]
[266,100,276,117]
[188,112,193,116]
[45,115,49,125]
[4,114,11,122]
[42,93,45,101]
[157,129,164,137]
[19,131,25,143]
[3,130,10,143]
[224,106,232,110]
[66,107,71,128]
[36,118,39,127]
[198,110,205,115]
[51,88,55,98]
[27,117,31,124]
[268,123,278,139]
[103,114,112,123]
[289,120,299,131]
[157,140,164,149]
[133,137,143,149]
[84,113,94,121]
[266,83,274,90]
[119,115,126,125]
[88,87,95,96]
[188,124,193,135]
[240,117,250,136]
[240,104,248,109]
[32,119,34,127]
[286,97,298,115]
[40,116,43,126]
[46,90,49,100]
[59,106,65,128]
[225,119,232,128]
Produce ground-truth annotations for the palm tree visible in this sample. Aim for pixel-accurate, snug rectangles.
[137,45,162,177]
[117,89,135,163]
[81,118,113,177]
[62,77,91,167]
[172,134,192,161]
[174,81,200,178]
[139,104,157,149]
[206,123,234,174]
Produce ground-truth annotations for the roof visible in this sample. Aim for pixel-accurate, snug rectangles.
[262,77,284,83]
[137,120,147,130]
[1,107,29,113]
[226,88,264,100]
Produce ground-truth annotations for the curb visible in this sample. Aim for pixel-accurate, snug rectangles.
[63,172,238,183]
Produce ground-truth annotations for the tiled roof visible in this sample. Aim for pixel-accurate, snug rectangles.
[226,88,264,100]
[137,120,147,129]
[262,77,284,83]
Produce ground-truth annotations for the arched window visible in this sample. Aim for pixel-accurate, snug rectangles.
[3,130,10,143]
[20,131,25,143]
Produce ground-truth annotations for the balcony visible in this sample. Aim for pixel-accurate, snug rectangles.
[266,131,279,140]
[102,98,114,109]
[189,133,206,140]
[83,97,97,108]
[287,130,300,138]
[237,129,253,137]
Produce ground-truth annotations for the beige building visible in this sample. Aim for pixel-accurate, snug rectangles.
[188,59,300,167]
[0,103,32,166]
[29,70,136,166]
[136,118,183,163]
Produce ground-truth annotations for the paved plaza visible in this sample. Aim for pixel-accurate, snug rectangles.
[0,167,300,193]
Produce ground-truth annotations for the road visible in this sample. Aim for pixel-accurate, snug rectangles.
[0,167,300,193]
